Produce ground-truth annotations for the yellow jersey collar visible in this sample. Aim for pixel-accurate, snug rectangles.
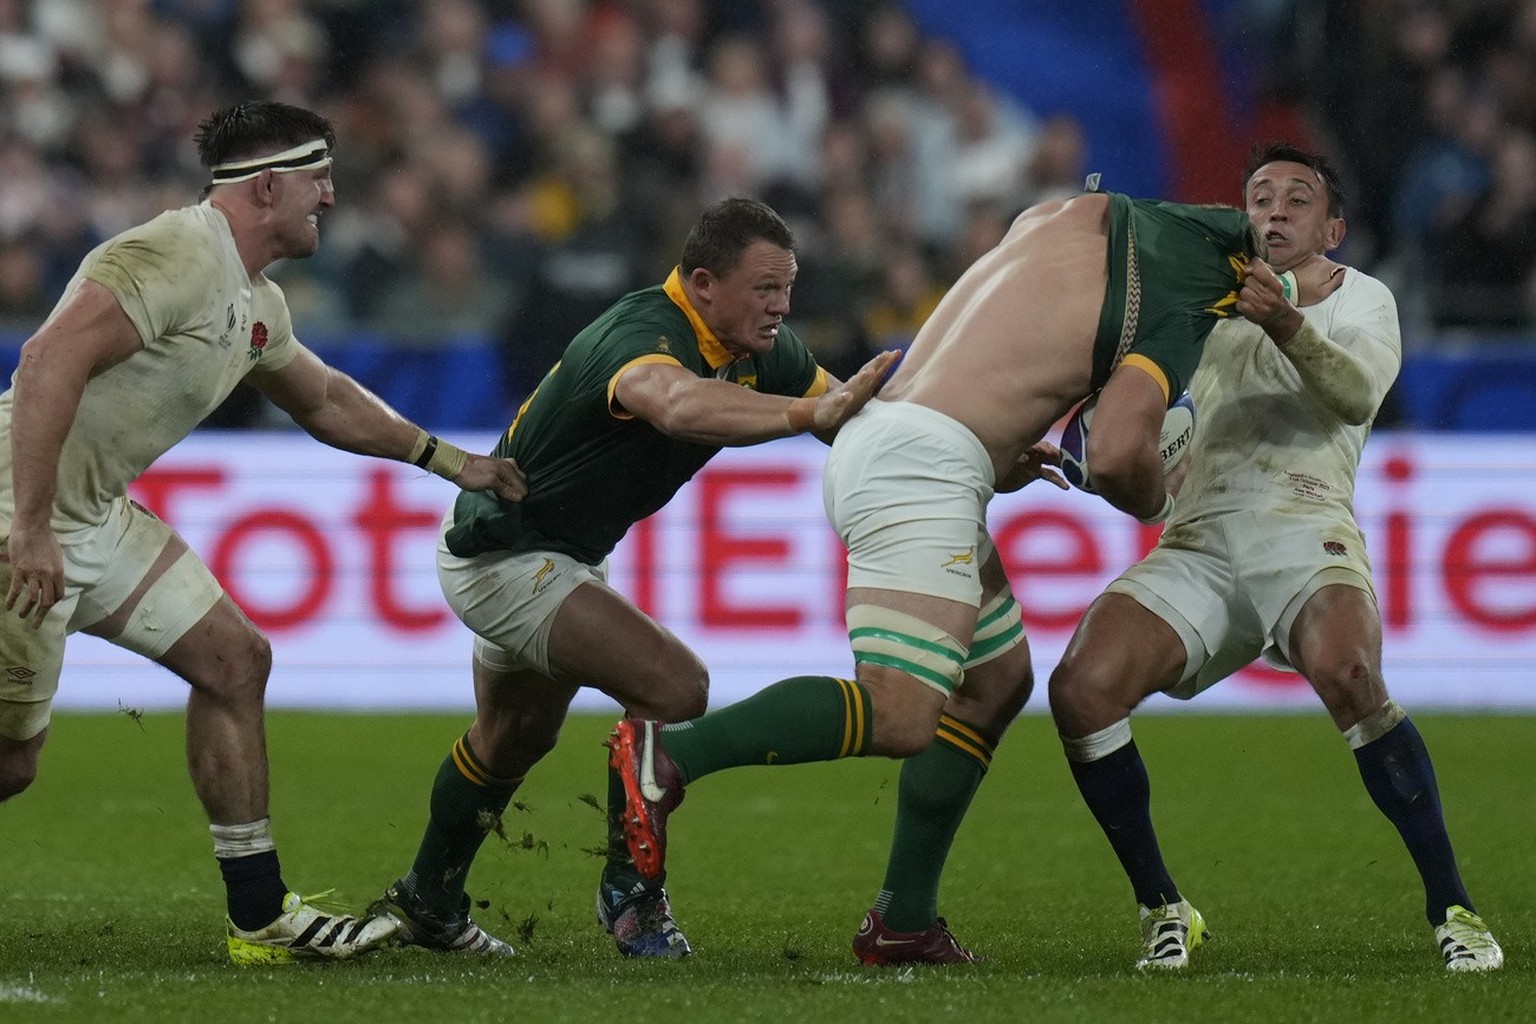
[663,267,735,371]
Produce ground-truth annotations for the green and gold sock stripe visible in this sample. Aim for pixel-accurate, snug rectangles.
[449,733,521,790]
[935,714,994,769]
[834,677,871,758]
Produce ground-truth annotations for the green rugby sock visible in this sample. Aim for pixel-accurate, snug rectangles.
[660,675,872,782]
[872,715,993,932]
[404,732,520,917]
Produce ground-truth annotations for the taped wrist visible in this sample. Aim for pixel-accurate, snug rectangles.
[408,429,470,481]
[1278,269,1297,302]
[786,397,817,433]
[1136,492,1176,526]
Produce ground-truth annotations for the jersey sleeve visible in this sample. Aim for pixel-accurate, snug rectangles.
[600,322,692,419]
[1325,274,1403,410]
[81,218,213,345]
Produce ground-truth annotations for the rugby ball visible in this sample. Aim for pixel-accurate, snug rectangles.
[1060,391,1196,493]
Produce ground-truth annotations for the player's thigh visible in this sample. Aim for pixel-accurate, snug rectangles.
[4,499,214,739]
[154,595,269,693]
[439,540,623,675]
[1286,577,1386,724]
[1097,529,1243,701]
[72,500,227,667]
[845,585,971,754]
[949,550,1034,734]
[544,580,706,720]
[826,400,992,611]
[1049,592,1189,734]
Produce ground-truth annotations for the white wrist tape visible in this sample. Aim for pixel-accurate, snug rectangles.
[1136,492,1176,526]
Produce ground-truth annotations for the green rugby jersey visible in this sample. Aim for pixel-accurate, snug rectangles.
[445,268,828,562]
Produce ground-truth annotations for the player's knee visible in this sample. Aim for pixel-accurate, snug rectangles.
[1002,653,1036,712]
[517,720,565,767]
[1046,650,1091,710]
[1307,654,1383,720]
[883,715,939,759]
[1046,651,1121,733]
[648,654,709,722]
[0,753,38,801]
[861,675,943,757]
[196,628,272,704]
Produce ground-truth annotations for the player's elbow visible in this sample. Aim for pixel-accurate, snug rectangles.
[1333,393,1376,427]
[1084,431,1155,500]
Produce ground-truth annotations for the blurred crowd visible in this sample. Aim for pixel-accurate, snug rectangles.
[1291,0,1536,340]
[0,0,1534,417]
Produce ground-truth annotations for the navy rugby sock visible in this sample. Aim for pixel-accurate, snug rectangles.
[1066,737,1181,910]
[219,850,288,931]
[1352,716,1473,924]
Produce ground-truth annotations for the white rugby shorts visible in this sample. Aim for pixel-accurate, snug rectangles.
[1108,508,1375,698]
[823,401,997,606]
[0,497,224,740]
[435,510,607,678]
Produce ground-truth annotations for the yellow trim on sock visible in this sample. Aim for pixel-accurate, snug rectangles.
[450,738,525,790]
[834,678,869,758]
[450,736,490,786]
[838,678,856,758]
[935,714,993,768]
[851,680,867,756]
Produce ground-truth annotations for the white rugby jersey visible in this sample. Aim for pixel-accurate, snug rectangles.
[0,203,302,529]
[1171,268,1402,523]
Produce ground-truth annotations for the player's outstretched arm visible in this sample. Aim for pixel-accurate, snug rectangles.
[806,348,901,436]
[249,346,527,502]
[613,348,899,447]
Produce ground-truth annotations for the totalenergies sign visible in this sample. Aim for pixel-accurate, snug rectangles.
[51,433,1536,712]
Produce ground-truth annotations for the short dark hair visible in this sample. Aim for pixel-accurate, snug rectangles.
[679,197,795,277]
[194,101,336,169]
[1243,141,1345,218]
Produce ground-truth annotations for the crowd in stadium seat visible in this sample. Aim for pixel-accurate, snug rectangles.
[1298,0,1536,339]
[0,0,1532,423]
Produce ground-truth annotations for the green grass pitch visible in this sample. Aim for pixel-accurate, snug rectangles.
[2,711,1532,1023]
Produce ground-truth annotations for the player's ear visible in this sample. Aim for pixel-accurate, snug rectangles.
[1324,216,1345,252]
[252,168,278,208]
[688,266,715,301]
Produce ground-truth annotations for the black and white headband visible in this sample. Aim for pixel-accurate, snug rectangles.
[209,139,332,185]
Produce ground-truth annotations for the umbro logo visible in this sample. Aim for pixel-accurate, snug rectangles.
[6,666,35,684]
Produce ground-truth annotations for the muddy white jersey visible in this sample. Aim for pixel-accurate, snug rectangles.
[0,203,302,530]
[1171,268,1401,524]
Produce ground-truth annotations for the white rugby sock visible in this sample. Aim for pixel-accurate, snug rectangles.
[210,818,277,859]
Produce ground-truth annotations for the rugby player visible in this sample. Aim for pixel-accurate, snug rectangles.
[1048,143,1502,973]
[0,100,526,964]
[609,181,1269,964]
